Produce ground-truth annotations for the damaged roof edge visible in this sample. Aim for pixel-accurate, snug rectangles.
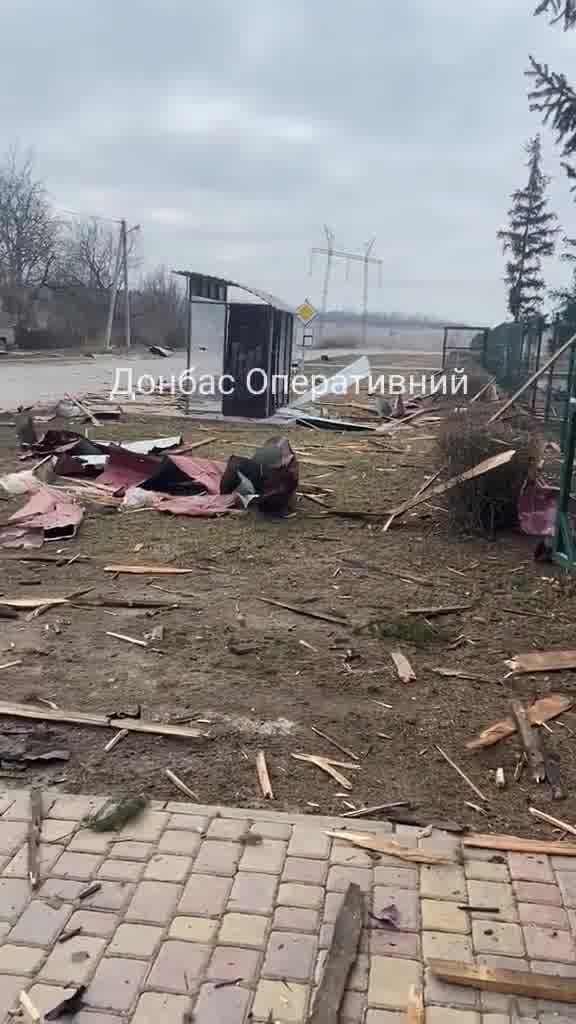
[172,270,295,314]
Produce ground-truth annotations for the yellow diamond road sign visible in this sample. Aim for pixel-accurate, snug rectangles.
[296,300,318,325]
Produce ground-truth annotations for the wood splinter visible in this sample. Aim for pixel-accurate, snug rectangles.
[165,768,198,801]
[256,751,274,800]
[511,700,546,784]
[435,745,488,803]
[307,883,363,1024]
[28,788,42,890]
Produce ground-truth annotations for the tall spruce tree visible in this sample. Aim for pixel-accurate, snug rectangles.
[529,2,576,184]
[498,135,558,321]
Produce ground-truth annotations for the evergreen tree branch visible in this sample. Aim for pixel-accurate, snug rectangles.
[534,0,576,29]
[528,57,576,156]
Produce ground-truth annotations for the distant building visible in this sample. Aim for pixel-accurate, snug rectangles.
[0,312,16,351]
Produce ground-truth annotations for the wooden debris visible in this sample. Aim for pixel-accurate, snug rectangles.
[406,604,471,618]
[428,957,576,1004]
[257,597,348,626]
[382,449,517,524]
[44,985,86,1020]
[77,596,178,610]
[341,801,411,819]
[58,926,83,944]
[0,700,205,740]
[0,597,68,610]
[436,745,488,803]
[465,801,489,816]
[458,905,500,914]
[466,694,573,751]
[256,751,274,799]
[65,391,101,426]
[311,726,358,761]
[511,700,546,783]
[308,883,363,1024]
[326,831,452,865]
[488,326,576,424]
[406,984,425,1024]
[105,631,148,649]
[0,661,22,672]
[470,376,497,403]
[292,753,353,790]
[104,729,129,753]
[529,806,576,838]
[391,651,416,683]
[432,668,491,683]
[104,564,195,576]
[78,881,101,901]
[464,833,576,856]
[165,768,198,801]
[506,649,576,673]
[28,788,42,890]
[495,768,506,789]
[19,991,42,1024]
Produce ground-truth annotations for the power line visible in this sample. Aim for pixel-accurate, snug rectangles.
[310,231,383,346]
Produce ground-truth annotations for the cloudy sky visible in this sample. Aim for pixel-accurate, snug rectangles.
[1,0,575,323]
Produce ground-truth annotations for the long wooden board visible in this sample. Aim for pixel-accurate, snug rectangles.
[507,650,576,673]
[0,701,205,740]
[429,958,576,1004]
[308,883,363,1024]
[466,694,573,751]
[463,832,576,857]
[326,831,452,865]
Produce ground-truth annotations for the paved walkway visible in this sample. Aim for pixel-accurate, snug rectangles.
[0,790,574,1023]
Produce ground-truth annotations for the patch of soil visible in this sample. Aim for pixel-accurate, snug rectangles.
[0,413,574,838]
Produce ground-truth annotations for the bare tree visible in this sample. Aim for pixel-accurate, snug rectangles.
[58,218,120,291]
[0,149,60,323]
[133,267,186,346]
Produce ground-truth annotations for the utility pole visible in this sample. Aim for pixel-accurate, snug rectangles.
[121,219,131,350]
[104,224,123,350]
[310,231,383,347]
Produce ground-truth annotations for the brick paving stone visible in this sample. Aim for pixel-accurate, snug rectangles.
[327,865,372,893]
[557,871,576,908]
[110,841,153,860]
[108,923,163,957]
[66,910,118,938]
[169,917,219,943]
[420,831,462,856]
[513,881,561,905]
[238,839,286,874]
[518,903,569,929]
[422,931,474,962]
[278,883,323,909]
[288,828,330,860]
[78,880,134,912]
[263,931,316,982]
[0,944,44,974]
[193,840,241,876]
[0,878,30,920]
[219,914,269,947]
[85,956,148,1011]
[48,795,107,820]
[274,907,319,932]
[52,851,102,880]
[465,861,509,883]
[38,879,85,902]
[8,900,71,946]
[158,830,202,856]
[168,813,209,831]
[524,924,576,961]
[552,856,576,872]
[330,843,374,868]
[508,852,553,883]
[207,945,261,983]
[251,821,291,840]
[373,888,419,931]
[144,853,192,882]
[207,818,249,841]
[369,930,420,959]
[283,857,327,885]
[0,975,29,1020]
[96,858,143,884]
[472,920,525,956]
[126,881,180,924]
[39,819,76,843]
[365,1013,404,1024]
[4,844,64,879]
[40,935,106,984]
[67,830,112,854]
[0,822,28,855]
[427,1009,480,1023]
[420,865,466,902]
[117,810,168,842]
[368,955,421,1009]
[394,826,420,847]
[531,960,576,975]
[193,982,252,1023]
[179,874,231,917]
[466,880,519,922]
[425,966,480,1008]
[131,991,192,1024]
[146,940,210,993]
[422,899,469,934]
[228,872,277,915]
[166,802,212,815]
[373,866,418,890]
[252,979,308,1022]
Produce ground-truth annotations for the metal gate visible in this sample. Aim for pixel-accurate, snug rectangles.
[554,393,576,569]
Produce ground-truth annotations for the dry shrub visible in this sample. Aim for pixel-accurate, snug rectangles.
[435,407,543,533]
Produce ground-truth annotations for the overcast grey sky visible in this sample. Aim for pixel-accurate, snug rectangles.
[1,0,575,323]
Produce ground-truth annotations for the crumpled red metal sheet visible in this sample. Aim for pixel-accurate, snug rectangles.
[167,455,226,496]
[0,485,84,548]
[157,492,242,516]
[96,447,162,491]
[517,480,576,537]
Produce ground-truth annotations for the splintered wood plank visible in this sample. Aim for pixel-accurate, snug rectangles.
[463,833,576,857]
[406,985,425,1024]
[511,700,546,783]
[428,959,576,1004]
[256,751,274,799]
[326,831,452,865]
[0,700,204,740]
[466,694,573,751]
[507,650,576,673]
[308,883,363,1024]
[391,651,416,683]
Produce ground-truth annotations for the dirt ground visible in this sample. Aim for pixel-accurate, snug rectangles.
[0,411,574,838]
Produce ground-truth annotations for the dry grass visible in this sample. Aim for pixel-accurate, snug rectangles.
[436,407,543,533]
